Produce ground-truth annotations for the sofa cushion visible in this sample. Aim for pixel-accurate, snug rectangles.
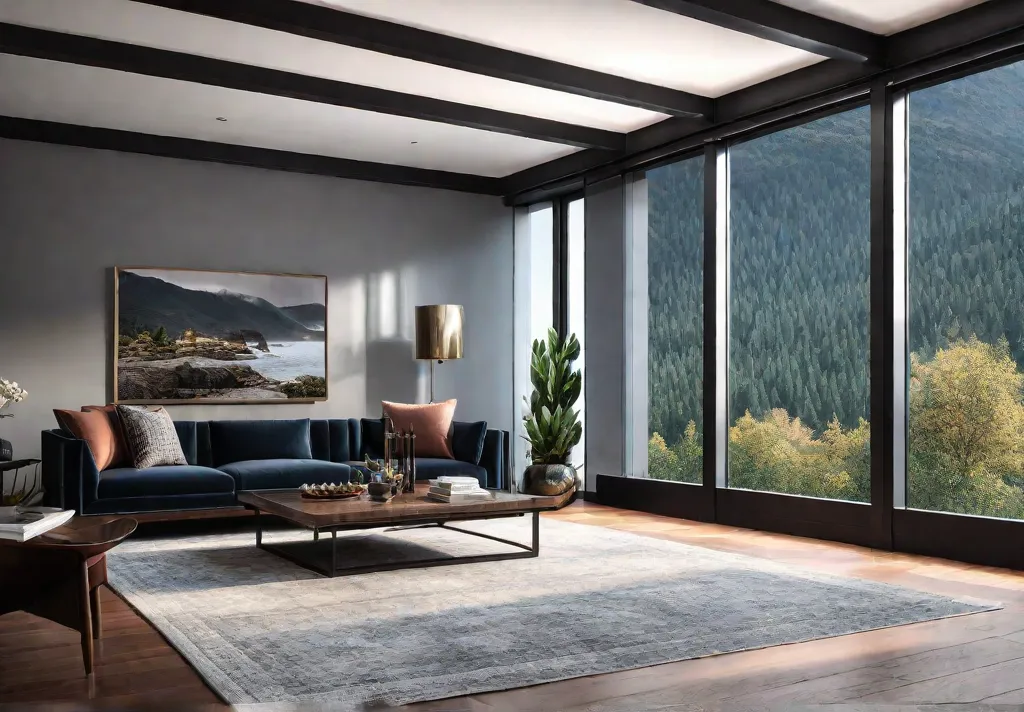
[383,400,456,458]
[54,409,120,471]
[172,421,198,465]
[81,405,131,468]
[98,465,235,499]
[451,421,488,466]
[116,406,188,469]
[84,492,237,515]
[329,419,359,462]
[219,459,352,491]
[360,418,385,460]
[413,458,488,488]
[310,420,331,461]
[209,419,312,467]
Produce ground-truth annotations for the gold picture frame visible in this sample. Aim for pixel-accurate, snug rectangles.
[114,266,328,405]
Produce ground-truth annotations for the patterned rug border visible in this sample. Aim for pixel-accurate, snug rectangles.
[104,517,1002,709]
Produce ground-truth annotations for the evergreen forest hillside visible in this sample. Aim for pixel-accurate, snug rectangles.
[647,60,1024,519]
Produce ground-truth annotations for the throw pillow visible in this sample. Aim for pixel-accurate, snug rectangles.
[208,419,312,467]
[115,405,187,469]
[53,409,119,471]
[382,399,457,459]
[81,404,130,468]
[451,420,488,465]
[359,418,385,460]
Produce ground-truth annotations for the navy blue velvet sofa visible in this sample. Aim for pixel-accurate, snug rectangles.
[41,418,508,516]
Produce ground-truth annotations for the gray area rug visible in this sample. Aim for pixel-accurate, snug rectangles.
[105,518,998,709]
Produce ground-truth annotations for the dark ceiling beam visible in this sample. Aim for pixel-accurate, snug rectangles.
[717,0,1024,123]
[135,0,714,118]
[503,0,1024,202]
[0,116,504,195]
[500,117,711,202]
[628,0,884,63]
[886,0,1024,68]
[0,23,625,151]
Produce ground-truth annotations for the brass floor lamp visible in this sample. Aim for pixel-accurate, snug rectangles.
[415,305,464,403]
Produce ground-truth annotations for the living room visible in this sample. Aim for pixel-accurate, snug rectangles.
[3,1,1024,710]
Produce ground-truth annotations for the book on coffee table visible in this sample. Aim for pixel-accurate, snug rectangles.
[427,489,494,502]
[429,476,481,487]
[0,507,74,543]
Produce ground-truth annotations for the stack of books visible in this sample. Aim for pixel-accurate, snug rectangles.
[427,476,492,503]
[0,506,74,543]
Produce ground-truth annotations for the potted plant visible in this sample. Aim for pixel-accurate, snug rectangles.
[521,329,582,496]
[0,378,27,462]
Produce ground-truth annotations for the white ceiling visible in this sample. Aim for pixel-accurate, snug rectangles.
[0,55,579,177]
[300,0,827,97]
[0,0,665,133]
[773,0,989,36]
[0,0,996,180]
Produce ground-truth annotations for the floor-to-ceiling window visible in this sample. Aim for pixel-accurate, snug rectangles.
[565,197,586,475]
[513,204,556,482]
[728,107,872,502]
[647,157,704,483]
[907,60,1024,521]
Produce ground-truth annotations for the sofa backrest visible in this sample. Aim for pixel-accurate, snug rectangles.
[173,418,362,467]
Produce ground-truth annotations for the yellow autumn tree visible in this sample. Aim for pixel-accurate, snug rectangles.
[909,336,1024,518]
[647,432,680,481]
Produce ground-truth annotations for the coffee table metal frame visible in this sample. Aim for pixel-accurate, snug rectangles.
[251,504,541,578]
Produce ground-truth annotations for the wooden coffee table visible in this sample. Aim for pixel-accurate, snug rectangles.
[237,485,572,577]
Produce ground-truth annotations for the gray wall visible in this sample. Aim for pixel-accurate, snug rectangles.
[0,139,513,478]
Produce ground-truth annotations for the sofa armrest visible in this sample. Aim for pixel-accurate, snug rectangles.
[41,429,99,513]
[480,429,509,490]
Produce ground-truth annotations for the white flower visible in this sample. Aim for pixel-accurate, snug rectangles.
[0,378,27,407]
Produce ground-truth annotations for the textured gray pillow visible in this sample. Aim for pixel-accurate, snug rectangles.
[115,405,187,469]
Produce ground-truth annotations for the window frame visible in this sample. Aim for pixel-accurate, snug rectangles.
[538,47,1024,570]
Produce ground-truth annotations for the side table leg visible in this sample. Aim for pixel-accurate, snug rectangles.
[91,586,102,640]
[79,560,95,675]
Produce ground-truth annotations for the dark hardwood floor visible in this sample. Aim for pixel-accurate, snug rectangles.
[2,500,1023,710]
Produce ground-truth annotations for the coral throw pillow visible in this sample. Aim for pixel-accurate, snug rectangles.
[382,399,457,459]
[54,408,120,471]
[82,404,130,468]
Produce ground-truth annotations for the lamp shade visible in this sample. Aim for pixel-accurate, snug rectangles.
[415,305,464,360]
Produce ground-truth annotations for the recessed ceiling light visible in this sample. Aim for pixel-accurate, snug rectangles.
[215,117,227,122]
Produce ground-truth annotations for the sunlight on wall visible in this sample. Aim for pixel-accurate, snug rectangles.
[368,270,400,340]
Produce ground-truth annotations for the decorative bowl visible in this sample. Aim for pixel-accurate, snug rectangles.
[367,481,395,502]
[299,482,366,499]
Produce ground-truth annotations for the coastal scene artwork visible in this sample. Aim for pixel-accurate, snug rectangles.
[115,267,327,403]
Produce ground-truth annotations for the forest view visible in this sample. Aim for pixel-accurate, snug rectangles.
[647,60,1024,520]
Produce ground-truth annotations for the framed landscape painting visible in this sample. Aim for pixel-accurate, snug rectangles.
[114,267,327,404]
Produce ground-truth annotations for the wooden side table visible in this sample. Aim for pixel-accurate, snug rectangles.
[0,516,136,676]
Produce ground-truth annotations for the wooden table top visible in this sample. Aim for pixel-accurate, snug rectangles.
[237,486,572,528]
[0,515,137,559]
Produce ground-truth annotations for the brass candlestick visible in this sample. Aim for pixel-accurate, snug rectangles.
[382,412,397,480]
[402,428,416,493]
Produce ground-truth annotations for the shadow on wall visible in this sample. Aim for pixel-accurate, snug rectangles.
[365,340,419,412]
